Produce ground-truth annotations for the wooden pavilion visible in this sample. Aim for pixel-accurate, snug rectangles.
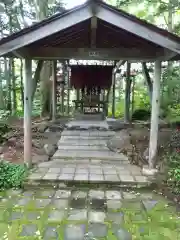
[0,0,180,170]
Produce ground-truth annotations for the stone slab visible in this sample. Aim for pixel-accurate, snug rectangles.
[58,139,107,146]
[60,136,110,141]
[61,130,115,137]
[52,150,128,161]
[28,161,148,186]
[66,120,109,130]
[58,145,109,151]
[58,141,107,146]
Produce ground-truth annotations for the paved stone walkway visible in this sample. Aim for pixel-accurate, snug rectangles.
[28,121,151,186]
[0,188,179,239]
[28,161,148,187]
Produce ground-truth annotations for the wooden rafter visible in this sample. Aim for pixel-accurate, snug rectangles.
[0,5,92,56]
[96,5,180,54]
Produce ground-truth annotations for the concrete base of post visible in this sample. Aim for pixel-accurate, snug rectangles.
[142,165,158,176]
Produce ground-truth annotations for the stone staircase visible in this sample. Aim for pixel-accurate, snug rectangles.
[26,120,151,189]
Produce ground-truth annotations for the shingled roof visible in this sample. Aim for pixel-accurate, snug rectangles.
[0,0,179,60]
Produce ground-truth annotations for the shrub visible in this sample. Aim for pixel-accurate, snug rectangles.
[166,152,180,194]
[132,109,151,121]
[0,123,11,143]
[0,161,28,190]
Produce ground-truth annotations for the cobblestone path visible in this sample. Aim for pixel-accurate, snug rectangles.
[0,188,179,239]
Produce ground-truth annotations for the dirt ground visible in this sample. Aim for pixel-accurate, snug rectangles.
[0,116,65,164]
[0,117,174,166]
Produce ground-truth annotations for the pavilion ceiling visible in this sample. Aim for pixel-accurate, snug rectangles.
[26,18,163,51]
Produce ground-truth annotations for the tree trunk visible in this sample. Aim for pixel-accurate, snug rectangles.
[7,59,12,113]
[0,59,4,109]
[11,58,17,115]
[4,58,8,109]
[124,62,132,122]
[20,59,24,109]
[0,16,4,109]
[142,62,153,103]
[31,60,44,101]
[40,61,52,117]
[167,0,173,97]
[34,0,52,117]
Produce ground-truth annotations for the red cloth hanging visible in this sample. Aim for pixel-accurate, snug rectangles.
[70,65,113,89]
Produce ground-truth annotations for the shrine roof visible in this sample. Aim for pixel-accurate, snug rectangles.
[0,0,180,61]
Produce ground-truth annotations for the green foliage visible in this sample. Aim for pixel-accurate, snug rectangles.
[166,104,180,122]
[161,66,180,122]
[0,122,11,143]
[166,152,180,194]
[132,108,151,121]
[133,90,151,111]
[0,161,28,190]
[0,110,10,120]
[108,101,124,118]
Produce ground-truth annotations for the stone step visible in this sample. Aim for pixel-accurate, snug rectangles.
[60,136,110,140]
[61,130,115,137]
[66,120,109,130]
[36,158,129,165]
[26,160,151,189]
[52,150,128,161]
[58,145,109,151]
[58,140,107,146]
[24,178,151,190]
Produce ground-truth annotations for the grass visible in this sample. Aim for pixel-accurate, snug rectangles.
[0,189,179,239]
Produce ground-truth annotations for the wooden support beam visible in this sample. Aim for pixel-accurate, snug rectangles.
[91,17,97,48]
[61,63,65,115]
[66,68,70,115]
[157,49,178,61]
[112,73,116,118]
[22,47,163,61]
[148,60,161,169]
[97,6,180,54]
[113,60,126,73]
[24,59,32,168]
[52,60,57,121]
[12,50,23,58]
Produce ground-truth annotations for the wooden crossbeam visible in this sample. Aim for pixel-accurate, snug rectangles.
[21,47,163,61]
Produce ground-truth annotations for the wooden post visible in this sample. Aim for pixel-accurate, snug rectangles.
[52,60,57,121]
[131,77,135,116]
[124,62,131,122]
[148,60,161,169]
[61,63,65,115]
[61,84,64,115]
[112,73,116,118]
[66,67,70,115]
[24,59,32,168]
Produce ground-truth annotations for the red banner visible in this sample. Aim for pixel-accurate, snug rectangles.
[70,65,113,89]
